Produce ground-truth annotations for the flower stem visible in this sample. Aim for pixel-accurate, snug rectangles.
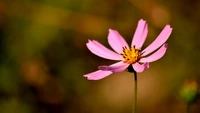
[186,104,190,113]
[132,71,137,113]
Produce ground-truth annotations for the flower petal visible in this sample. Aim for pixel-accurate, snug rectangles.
[98,61,129,73]
[140,44,168,63]
[142,25,172,56]
[86,40,123,60]
[108,29,129,54]
[84,70,113,80]
[132,62,149,73]
[131,19,148,49]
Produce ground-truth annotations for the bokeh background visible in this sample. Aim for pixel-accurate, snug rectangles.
[0,0,200,113]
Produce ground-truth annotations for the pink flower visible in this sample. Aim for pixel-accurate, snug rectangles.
[84,19,172,80]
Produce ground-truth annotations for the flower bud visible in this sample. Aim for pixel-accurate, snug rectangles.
[180,79,198,104]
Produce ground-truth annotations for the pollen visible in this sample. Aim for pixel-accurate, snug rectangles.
[121,45,141,64]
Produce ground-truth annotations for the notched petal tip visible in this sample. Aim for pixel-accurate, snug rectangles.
[87,77,95,80]
[139,19,146,23]
[86,39,94,46]
[165,25,173,31]
[165,24,170,27]
[86,42,90,47]
[84,75,94,80]
[109,28,116,32]
[88,39,92,42]
[138,19,147,26]
[165,24,173,28]
[83,70,113,80]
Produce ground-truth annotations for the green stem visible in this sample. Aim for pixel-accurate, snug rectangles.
[132,71,137,113]
[186,104,190,113]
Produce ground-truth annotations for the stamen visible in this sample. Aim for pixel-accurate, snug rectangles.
[121,46,141,64]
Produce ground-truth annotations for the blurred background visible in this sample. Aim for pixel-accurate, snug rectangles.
[0,0,200,113]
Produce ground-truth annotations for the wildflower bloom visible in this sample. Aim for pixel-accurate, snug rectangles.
[84,19,172,80]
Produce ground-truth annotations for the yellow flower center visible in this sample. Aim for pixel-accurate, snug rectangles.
[121,46,141,64]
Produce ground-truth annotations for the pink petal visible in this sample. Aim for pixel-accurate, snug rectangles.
[132,62,149,73]
[84,70,113,80]
[86,40,123,60]
[140,44,168,63]
[131,19,148,49]
[98,61,129,73]
[142,25,172,56]
[108,29,129,54]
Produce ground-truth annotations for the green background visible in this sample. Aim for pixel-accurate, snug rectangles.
[0,0,199,113]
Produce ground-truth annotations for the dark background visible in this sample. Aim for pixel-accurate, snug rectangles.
[0,0,199,113]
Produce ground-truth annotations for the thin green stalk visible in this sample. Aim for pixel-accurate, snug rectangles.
[132,71,137,113]
[186,104,190,113]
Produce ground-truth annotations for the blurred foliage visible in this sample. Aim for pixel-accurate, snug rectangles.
[0,0,200,113]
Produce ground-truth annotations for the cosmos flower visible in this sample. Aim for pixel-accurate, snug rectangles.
[84,19,172,80]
